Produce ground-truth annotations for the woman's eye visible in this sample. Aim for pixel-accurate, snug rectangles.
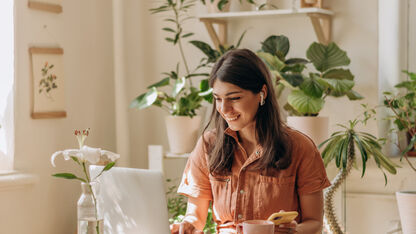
[229,97,240,101]
[215,98,222,102]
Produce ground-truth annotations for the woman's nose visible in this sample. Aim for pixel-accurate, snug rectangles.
[220,101,232,113]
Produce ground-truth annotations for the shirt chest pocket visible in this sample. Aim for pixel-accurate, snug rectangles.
[255,175,296,219]
[209,175,232,216]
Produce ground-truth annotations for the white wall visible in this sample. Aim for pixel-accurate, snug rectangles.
[0,0,116,233]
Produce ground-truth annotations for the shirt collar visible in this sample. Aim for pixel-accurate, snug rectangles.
[224,127,264,159]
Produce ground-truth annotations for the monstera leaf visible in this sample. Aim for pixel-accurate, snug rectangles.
[307,42,350,72]
[287,90,324,115]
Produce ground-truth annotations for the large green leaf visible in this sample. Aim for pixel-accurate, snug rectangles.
[325,79,354,97]
[323,68,354,80]
[287,90,324,115]
[261,35,290,61]
[130,87,158,109]
[257,52,285,71]
[281,73,304,87]
[307,42,350,72]
[172,77,186,97]
[346,90,364,100]
[299,76,325,98]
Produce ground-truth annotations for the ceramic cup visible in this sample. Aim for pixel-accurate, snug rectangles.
[236,220,274,234]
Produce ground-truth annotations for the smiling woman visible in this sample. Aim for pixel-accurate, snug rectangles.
[0,0,14,172]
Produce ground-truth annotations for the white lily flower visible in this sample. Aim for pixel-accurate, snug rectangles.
[51,145,120,167]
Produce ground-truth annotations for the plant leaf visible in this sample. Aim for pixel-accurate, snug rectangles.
[261,35,290,60]
[323,68,354,80]
[325,79,354,97]
[346,90,364,100]
[257,52,286,71]
[172,77,186,97]
[300,76,325,98]
[52,173,86,182]
[287,90,324,115]
[130,87,158,109]
[307,42,350,72]
[147,77,170,88]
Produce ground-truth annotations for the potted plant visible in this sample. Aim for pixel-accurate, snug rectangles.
[319,106,400,234]
[257,35,363,145]
[130,0,213,154]
[383,70,416,233]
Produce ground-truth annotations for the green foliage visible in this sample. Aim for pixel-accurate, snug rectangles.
[383,70,416,167]
[319,105,400,185]
[200,0,255,11]
[166,179,217,233]
[258,35,363,116]
[130,0,213,117]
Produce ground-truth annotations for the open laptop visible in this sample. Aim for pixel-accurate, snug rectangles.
[90,166,171,234]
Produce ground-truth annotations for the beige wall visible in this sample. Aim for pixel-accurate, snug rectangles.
[0,0,116,233]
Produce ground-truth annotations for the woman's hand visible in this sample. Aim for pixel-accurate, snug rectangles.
[275,220,298,234]
[170,221,204,234]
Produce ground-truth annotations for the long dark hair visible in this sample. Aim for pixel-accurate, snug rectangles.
[202,48,292,175]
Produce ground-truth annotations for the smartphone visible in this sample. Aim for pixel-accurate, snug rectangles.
[267,211,298,225]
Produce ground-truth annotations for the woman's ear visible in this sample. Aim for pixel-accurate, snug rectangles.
[261,84,267,99]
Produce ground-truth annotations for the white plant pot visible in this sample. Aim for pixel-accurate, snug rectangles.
[396,191,416,234]
[286,116,329,146]
[165,116,202,154]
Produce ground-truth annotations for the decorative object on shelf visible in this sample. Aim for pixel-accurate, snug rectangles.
[300,0,322,8]
[254,0,278,11]
[28,0,62,13]
[130,0,216,154]
[50,128,120,234]
[383,70,416,161]
[29,47,66,119]
[257,35,363,145]
[319,105,400,234]
[166,178,217,233]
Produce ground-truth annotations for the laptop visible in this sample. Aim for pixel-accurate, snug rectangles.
[90,166,171,234]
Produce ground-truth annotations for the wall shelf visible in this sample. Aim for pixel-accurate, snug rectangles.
[197,7,334,49]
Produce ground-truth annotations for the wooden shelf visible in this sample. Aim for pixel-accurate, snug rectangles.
[197,8,334,49]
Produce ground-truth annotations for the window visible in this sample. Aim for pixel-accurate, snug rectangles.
[0,0,14,171]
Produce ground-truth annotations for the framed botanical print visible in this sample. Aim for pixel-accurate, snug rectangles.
[29,47,66,119]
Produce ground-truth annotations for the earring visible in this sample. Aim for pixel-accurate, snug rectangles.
[260,92,265,106]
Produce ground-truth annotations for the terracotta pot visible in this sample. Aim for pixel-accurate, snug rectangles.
[165,116,202,154]
[206,0,231,13]
[286,116,329,146]
[396,191,416,234]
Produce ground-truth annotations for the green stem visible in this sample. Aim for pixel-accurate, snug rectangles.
[172,1,192,87]
[82,162,100,234]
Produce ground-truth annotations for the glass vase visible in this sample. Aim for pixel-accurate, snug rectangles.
[77,181,104,234]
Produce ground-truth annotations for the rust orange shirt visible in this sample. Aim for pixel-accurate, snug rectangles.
[178,127,331,233]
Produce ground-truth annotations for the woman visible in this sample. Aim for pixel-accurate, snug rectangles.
[171,49,330,234]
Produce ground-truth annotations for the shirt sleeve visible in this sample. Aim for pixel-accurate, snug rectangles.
[177,136,213,200]
[296,142,331,195]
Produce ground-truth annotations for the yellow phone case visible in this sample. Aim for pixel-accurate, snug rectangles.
[267,211,298,225]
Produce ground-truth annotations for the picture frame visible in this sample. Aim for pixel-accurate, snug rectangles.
[29,47,66,119]
[28,0,62,14]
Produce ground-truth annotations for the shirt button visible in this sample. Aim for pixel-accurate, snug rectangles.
[238,214,243,219]
[240,189,244,194]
